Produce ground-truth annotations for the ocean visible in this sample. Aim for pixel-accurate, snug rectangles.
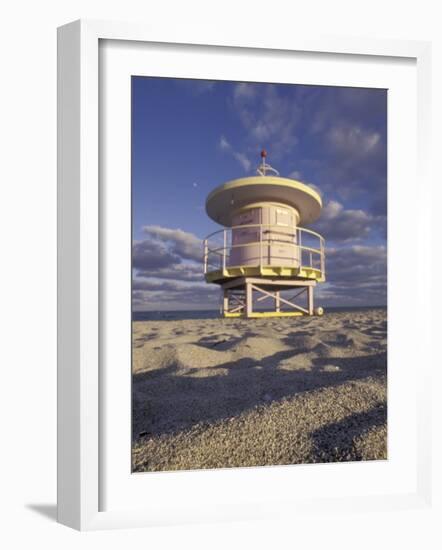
[132,305,387,322]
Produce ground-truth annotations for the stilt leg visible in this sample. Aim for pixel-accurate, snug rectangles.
[307,285,314,315]
[219,278,318,318]
[246,282,253,318]
[223,289,228,317]
[275,291,280,313]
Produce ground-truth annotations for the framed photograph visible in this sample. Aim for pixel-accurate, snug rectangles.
[57,19,432,530]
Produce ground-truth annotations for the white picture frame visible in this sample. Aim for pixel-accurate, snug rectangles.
[57,19,432,531]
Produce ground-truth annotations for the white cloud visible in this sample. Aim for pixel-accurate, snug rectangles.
[133,226,213,310]
[132,238,179,270]
[136,263,203,282]
[317,244,387,306]
[218,135,251,172]
[143,225,202,262]
[219,135,230,151]
[288,170,302,180]
[233,152,252,172]
[231,83,301,157]
[133,279,208,292]
[132,281,219,311]
[233,82,256,101]
[321,200,344,220]
[327,126,381,157]
[312,200,374,241]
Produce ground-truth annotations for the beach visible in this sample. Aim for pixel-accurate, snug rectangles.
[132,309,387,472]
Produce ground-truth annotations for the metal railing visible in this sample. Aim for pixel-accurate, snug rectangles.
[203,223,325,279]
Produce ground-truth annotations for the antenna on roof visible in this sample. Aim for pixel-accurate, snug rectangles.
[257,149,280,177]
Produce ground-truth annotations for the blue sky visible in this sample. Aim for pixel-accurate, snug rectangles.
[132,77,387,311]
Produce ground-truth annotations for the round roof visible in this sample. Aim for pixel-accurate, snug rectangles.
[206,176,322,226]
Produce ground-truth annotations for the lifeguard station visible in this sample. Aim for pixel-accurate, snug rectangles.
[203,151,326,318]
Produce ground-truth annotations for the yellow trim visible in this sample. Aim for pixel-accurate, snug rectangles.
[206,176,322,209]
[205,266,325,283]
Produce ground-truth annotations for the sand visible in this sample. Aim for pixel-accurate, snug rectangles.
[132,309,387,472]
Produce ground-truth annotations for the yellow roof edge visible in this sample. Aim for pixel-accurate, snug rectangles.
[206,176,322,209]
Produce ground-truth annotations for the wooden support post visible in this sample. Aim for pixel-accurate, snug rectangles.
[251,284,309,314]
[307,285,314,316]
[203,240,208,274]
[246,282,253,318]
[223,289,229,316]
[220,278,317,318]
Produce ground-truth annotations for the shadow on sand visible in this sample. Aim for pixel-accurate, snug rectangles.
[311,403,387,462]
[132,346,387,444]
